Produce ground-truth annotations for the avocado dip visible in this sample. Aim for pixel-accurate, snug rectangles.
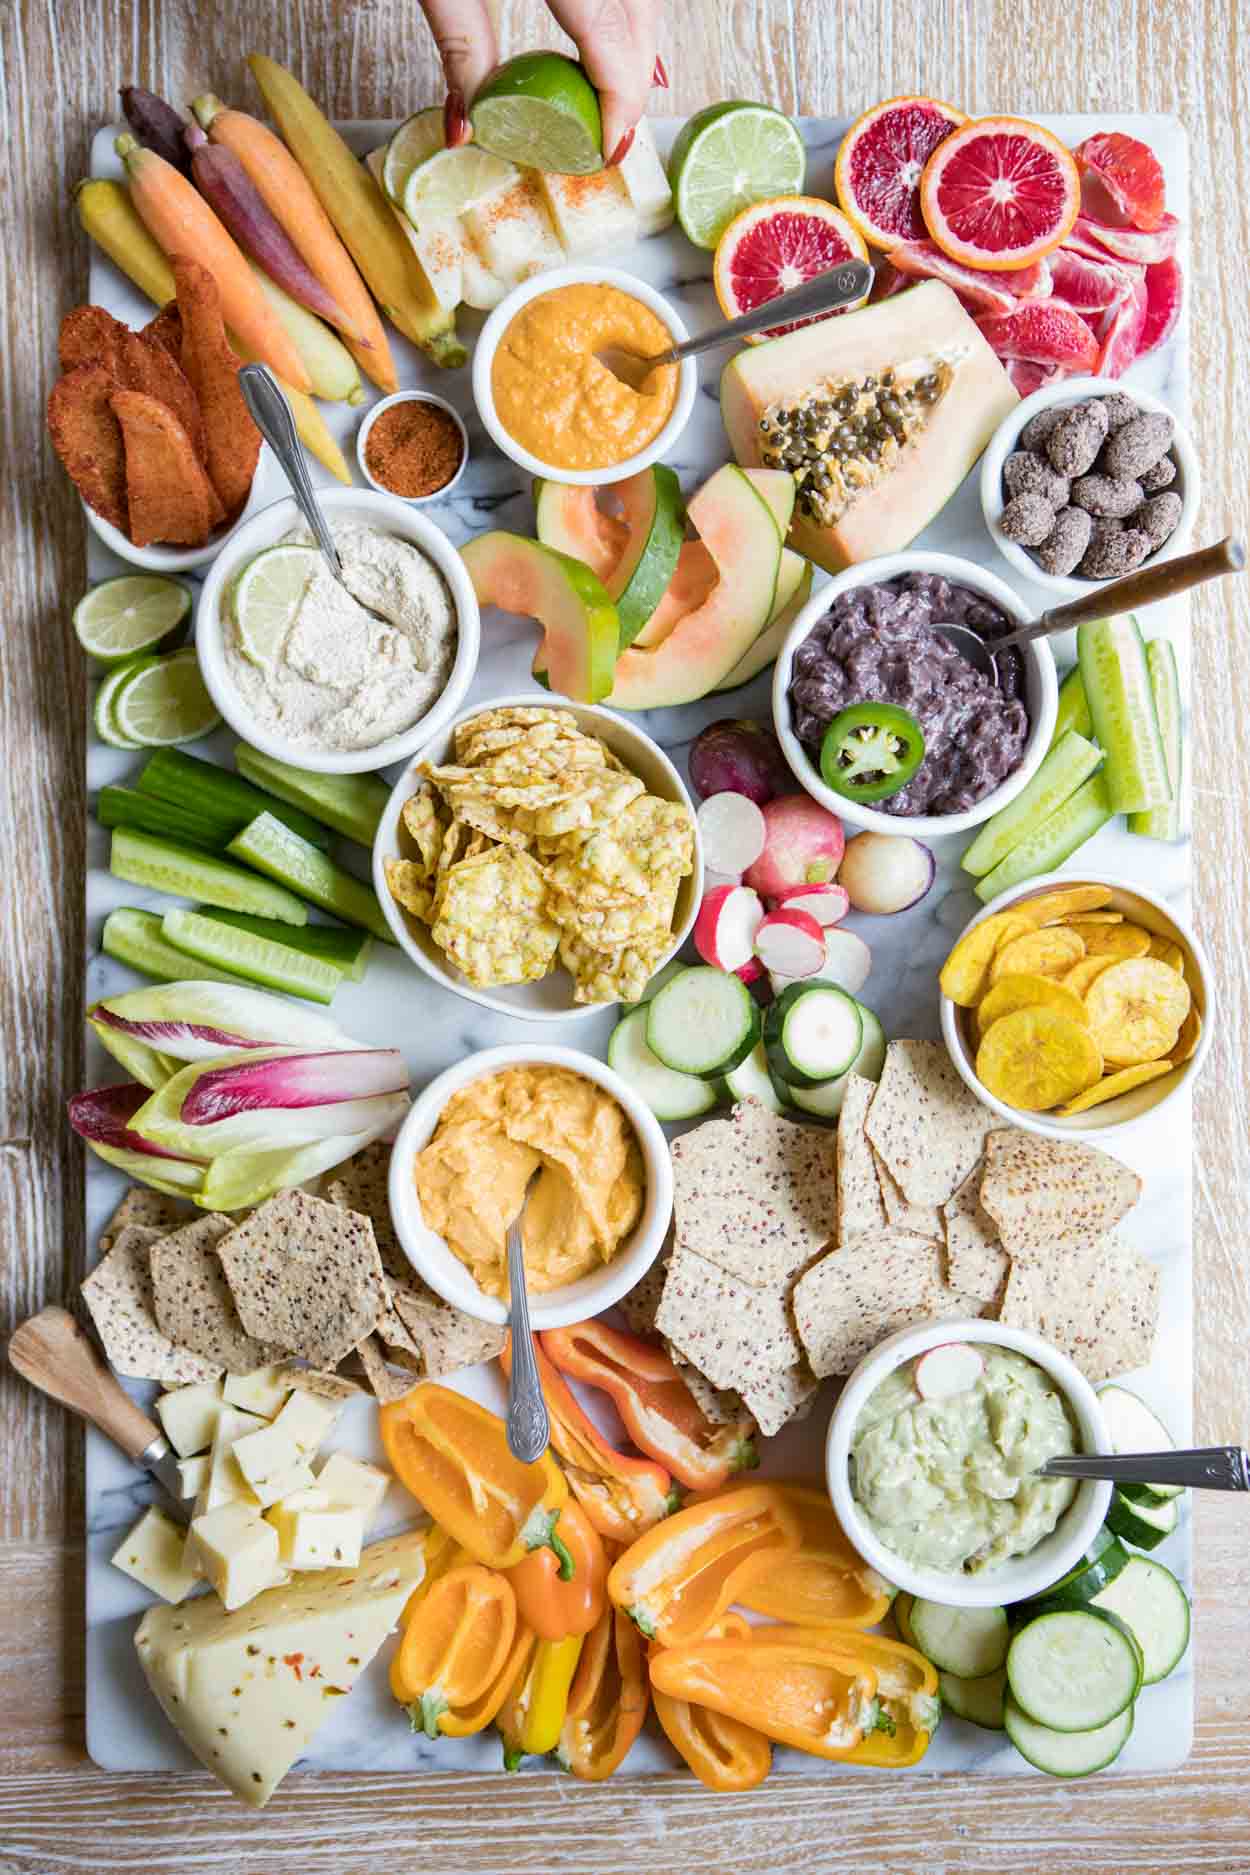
[849,1346,1079,1575]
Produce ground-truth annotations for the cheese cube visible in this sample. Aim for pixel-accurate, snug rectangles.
[189,1502,281,1611]
[156,1380,225,1458]
[194,1406,266,1518]
[537,166,639,258]
[462,173,564,288]
[223,1366,292,1420]
[271,1388,342,1456]
[231,1420,317,1509]
[111,1506,200,1605]
[315,1452,391,1524]
[266,1487,330,1561]
[618,119,674,234]
[268,1493,365,1572]
[177,1454,210,1500]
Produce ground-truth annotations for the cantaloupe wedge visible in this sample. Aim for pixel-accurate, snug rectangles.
[460,532,619,703]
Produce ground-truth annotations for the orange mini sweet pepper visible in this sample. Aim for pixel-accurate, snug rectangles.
[648,1626,881,1761]
[390,1562,531,1738]
[379,1384,566,1570]
[606,1482,800,1647]
[541,1319,758,1491]
[507,1497,607,1641]
[650,1612,772,1792]
[557,1602,649,1781]
[735,1484,894,1628]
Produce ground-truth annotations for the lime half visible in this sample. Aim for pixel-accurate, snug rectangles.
[470,51,603,175]
[113,648,221,747]
[403,144,516,226]
[74,574,191,664]
[669,101,806,248]
[382,107,444,204]
[93,661,146,748]
[232,543,319,669]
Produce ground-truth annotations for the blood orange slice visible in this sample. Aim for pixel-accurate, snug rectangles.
[920,115,1080,272]
[833,94,965,249]
[976,302,1099,373]
[713,195,868,341]
[1137,255,1184,358]
[1094,277,1148,377]
[1075,131,1166,232]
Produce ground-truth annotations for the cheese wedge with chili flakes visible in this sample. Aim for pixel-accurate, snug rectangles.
[135,1529,431,1807]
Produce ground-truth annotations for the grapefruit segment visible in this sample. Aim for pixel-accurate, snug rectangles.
[1074,132,1166,232]
[1137,255,1184,358]
[713,196,868,341]
[1048,245,1138,313]
[886,238,1052,313]
[460,532,619,703]
[1094,277,1148,378]
[1070,211,1180,267]
[920,115,1080,271]
[975,301,1099,372]
[834,95,966,249]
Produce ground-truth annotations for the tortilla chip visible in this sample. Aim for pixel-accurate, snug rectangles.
[110,390,223,547]
[617,1253,669,1341]
[215,1190,387,1369]
[271,1364,365,1401]
[793,1232,982,1379]
[871,1148,943,1239]
[942,1167,1010,1306]
[82,1225,221,1385]
[865,1041,991,1206]
[836,1073,887,1241]
[355,1333,420,1403]
[389,1289,507,1379]
[738,1362,819,1437]
[654,1246,803,1395]
[670,1098,837,1286]
[99,1187,183,1252]
[150,1214,282,1374]
[174,256,261,516]
[978,1129,1141,1264]
[997,1238,1159,1382]
[59,304,127,375]
[47,362,127,529]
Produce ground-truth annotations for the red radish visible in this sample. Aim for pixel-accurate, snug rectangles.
[693,884,764,973]
[743,793,845,899]
[838,832,935,915]
[696,793,767,875]
[772,882,849,927]
[818,928,872,995]
[737,956,765,987]
[689,719,791,805]
[915,1343,984,1400]
[753,907,826,977]
[703,867,742,894]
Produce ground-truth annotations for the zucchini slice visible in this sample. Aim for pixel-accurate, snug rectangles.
[1006,1608,1142,1732]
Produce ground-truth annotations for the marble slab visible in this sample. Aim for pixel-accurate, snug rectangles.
[82,115,1193,1781]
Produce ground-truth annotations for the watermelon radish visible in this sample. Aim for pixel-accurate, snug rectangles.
[460,533,619,704]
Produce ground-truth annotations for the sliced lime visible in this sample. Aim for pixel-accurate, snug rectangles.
[470,51,603,175]
[382,106,444,204]
[74,575,192,664]
[669,101,806,249]
[113,649,222,748]
[402,143,517,227]
[231,543,320,669]
[93,661,146,748]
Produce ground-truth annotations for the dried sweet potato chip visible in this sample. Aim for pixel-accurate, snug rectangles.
[1170,1003,1202,1064]
[1056,1060,1174,1115]
[939,912,1034,1007]
[989,925,1086,984]
[59,304,128,375]
[976,1006,1103,1111]
[1085,958,1190,1066]
[110,390,223,547]
[47,362,127,529]
[977,972,1089,1032]
[1017,885,1114,924]
[174,256,260,517]
[1147,935,1187,973]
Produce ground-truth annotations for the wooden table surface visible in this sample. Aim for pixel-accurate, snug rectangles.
[3,1,1248,1868]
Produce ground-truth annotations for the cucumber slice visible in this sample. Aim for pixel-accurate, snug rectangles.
[645,966,761,1077]
[93,663,146,749]
[1049,664,1093,748]
[137,748,330,849]
[764,981,862,1088]
[162,908,343,1005]
[233,745,389,848]
[97,785,227,853]
[623,957,690,1009]
[939,1666,1007,1730]
[607,1006,720,1122]
[101,907,252,988]
[910,1600,1009,1678]
[1020,1527,1130,1617]
[974,771,1113,904]
[893,1592,920,1650]
[227,814,393,942]
[1078,613,1172,815]
[850,1002,887,1083]
[786,1072,848,1119]
[723,1039,789,1113]
[785,1000,886,1117]
[1090,1555,1190,1684]
[1004,1694,1133,1777]
[1127,637,1183,842]
[1096,1384,1182,1502]
[109,828,308,925]
[1006,1608,1141,1732]
[199,909,373,983]
[1105,1489,1178,1552]
[607,466,685,649]
[960,731,1103,878]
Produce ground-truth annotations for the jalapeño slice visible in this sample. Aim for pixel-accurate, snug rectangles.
[819,702,925,803]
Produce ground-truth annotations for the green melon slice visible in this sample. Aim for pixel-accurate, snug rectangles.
[460,532,619,703]
[533,480,627,580]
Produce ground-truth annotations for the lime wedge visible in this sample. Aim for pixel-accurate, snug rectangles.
[382,107,444,204]
[668,101,806,248]
[93,661,146,748]
[231,543,320,669]
[402,144,517,226]
[113,649,222,747]
[74,574,191,664]
[470,51,603,175]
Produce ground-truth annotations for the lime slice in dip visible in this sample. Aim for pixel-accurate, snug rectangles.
[232,544,320,669]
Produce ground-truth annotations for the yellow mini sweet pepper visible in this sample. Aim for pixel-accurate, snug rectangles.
[496,1633,585,1770]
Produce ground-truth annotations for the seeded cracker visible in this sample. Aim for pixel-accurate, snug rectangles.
[355,1333,419,1403]
[942,1165,1010,1306]
[215,1191,386,1369]
[389,1289,506,1379]
[82,1225,221,1385]
[98,1188,183,1252]
[738,1363,818,1438]
[676,1360,746,1428]
[670,1098,837,1286]
[997,1237,1159,1382]
[979,1129,1141,1263]
[150,1214,281,1374]
[617,1253,670,1340]
[835,1073,887,1241]
[793,1231,984,1379]
[866,1040,992,1206]
[655,1246,803,1396]
[871,1148,943,1240]
[271,1365,365,1401]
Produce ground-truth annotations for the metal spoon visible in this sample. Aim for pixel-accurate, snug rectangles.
[598,258,875,389]
[936,535,1246,679]
[1037,1446,1249,1491]
[504,1173,549,1464]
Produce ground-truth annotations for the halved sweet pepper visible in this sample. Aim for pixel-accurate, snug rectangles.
[380,1384,567,1569]
[496,1633,584,1769]
[541,1320,757,1491]
[557,1603,649,1780]
[607,1483,800,1646]
[649,1613,772,1792]
[825,1634,940,1767]
[390,1562,531,1738]
[508,1497,607,1641]
[501,1333,676,1544]
[735,1484,894,1628]
[648,1626,880,1760]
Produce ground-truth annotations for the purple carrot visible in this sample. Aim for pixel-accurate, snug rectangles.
[120,86,193,175]
[184,122,357,336]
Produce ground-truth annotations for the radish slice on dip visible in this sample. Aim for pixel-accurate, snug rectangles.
[818,927,872,995]
[839,832,935,915]
[697,793,767,875]
[753,907,826,977]
[694,883,764,974]
[914,1343,985,1401]
[772,882,850,927]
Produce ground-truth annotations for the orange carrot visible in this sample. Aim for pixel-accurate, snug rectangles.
[115,133,311,393]
[192,94,398,393]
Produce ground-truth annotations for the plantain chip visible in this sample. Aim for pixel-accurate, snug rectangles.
[1085,958,1191,1066]
[1147,935,1187,973]
[1055,910,1123,924]
[1057,1060,1174,1115]
[976,1006,1104,1111]
[1018,885,1114,925]
[990,926,1086,984]
[1065,920,1152,960]
[1171,1003,1203,1064]
[939,912,1034,1007]
[1064,956,1118,998]
[978,972,1090,1033]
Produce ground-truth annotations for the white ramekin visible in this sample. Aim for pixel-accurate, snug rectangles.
[84,445,269,573]
[387,1043,674,1330]
[827,1316,1112,1608]
[471,265,698,486]
[355,391,470,504]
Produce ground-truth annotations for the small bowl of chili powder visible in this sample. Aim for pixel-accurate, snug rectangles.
[357,391,469,503]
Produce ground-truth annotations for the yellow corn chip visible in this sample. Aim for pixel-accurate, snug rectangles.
[977,972,1090,1032]
[939,912,1034,1007]
[1017,885,1115,924]
[976,1006,1104,1111]
[1085,958,1191,1067]
[384,857,433,922]
[1057,1060,1174,1115]
[1064,920,1152,960]
[990,926,1086,984]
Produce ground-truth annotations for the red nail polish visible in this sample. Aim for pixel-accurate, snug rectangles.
[444,90,468,147]
[652,55,669,89]
[608,125,636,167]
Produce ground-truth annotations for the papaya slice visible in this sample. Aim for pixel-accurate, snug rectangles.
[460,532,619,703]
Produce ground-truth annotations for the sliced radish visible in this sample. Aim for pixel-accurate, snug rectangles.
[753,907,826,977]
[772,882,850,928]
[693,884,764,974]
[817,927,872,995]
[703,867,742,894]
[838,832,935,915]
[914,1343,984,1401]
[743,793,844,899]
[696,793,767,875]
[736,956,765,987]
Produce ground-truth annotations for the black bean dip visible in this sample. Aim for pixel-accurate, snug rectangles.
[788,573,1030,816]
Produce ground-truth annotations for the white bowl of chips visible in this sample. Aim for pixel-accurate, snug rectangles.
[940,871,1211,1140]
[372,694,702,1020]
[826,1316,1112,1608]
[387,1043,673,1330]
